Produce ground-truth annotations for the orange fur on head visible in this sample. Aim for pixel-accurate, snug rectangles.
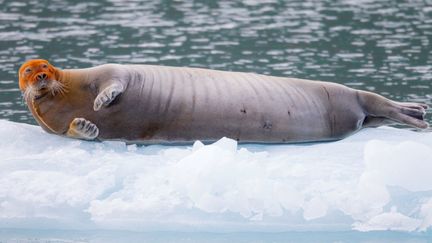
[18,59,59,91]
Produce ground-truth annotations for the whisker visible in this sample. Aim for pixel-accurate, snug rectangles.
[20,93,27,105]
[22,80,69,103]
[50,80,68,96]
[23,86,36,102]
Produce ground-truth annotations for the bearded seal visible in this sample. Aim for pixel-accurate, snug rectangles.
[18,59,429,144]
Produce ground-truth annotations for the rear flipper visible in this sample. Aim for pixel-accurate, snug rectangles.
[392,102,428,128]
[358,91,429,129]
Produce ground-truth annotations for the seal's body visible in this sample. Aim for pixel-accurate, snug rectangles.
[19,60,428,144]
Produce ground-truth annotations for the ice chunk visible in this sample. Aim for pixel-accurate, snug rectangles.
[302,197,328,221]
[353,207,422,232]
[419,199,432,231]
[364,140,432,191]
[1,120,432,232]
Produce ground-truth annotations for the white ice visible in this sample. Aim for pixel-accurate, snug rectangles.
[0,119,432,232]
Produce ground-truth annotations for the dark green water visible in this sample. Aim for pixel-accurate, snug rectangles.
[0,0,431,125]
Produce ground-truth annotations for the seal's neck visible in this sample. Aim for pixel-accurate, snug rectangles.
[57,69,79,83]
[56,68,90,88]
[56,67,66,83]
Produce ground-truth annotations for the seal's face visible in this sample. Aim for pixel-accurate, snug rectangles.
[18,59,65,100]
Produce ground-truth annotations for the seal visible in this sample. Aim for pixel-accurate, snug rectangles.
[18,59,429,144]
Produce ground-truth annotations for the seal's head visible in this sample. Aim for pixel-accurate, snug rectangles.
[18,59,66,100]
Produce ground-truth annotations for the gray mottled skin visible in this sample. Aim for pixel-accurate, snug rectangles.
[29,64,428,144]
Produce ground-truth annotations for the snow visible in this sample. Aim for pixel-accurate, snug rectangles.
[0,119,432,232]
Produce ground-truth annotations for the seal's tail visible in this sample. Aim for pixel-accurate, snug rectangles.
[357,90,429,129]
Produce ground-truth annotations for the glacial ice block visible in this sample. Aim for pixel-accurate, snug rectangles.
[0,119,431,232]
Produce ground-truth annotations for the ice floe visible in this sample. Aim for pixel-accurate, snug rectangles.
[0,119,431,232]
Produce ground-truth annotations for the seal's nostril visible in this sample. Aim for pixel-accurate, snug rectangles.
[37,73,47,81]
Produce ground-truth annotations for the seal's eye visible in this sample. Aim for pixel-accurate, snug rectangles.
[25,68,32,74]
[41,64,48,69]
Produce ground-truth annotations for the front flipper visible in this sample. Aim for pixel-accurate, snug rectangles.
[66,118,99,140]
[93,83,124,111]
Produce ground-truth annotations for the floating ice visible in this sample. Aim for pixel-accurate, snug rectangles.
[0,119,431,232]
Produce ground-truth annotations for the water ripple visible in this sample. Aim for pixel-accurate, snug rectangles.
[0,0,431,123]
